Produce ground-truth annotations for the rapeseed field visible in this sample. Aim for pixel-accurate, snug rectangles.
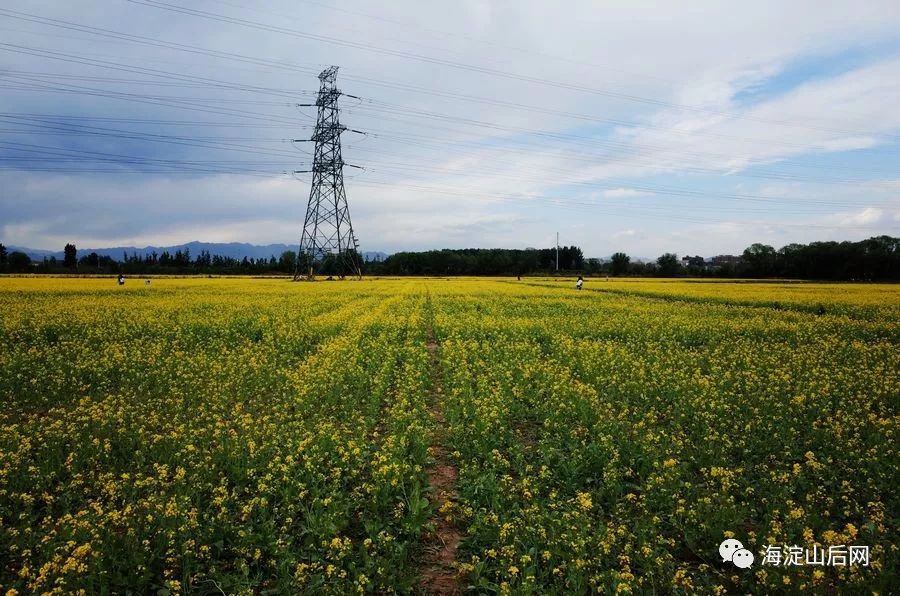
[0,277,896,594]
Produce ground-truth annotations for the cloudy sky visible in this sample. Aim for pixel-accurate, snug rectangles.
[1,0,899,257]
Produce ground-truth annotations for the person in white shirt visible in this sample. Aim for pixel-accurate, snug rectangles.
[576,275,584,290]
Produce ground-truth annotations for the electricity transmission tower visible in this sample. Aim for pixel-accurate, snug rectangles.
[294,66,363,280]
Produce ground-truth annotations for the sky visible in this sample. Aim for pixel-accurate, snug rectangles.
[1,0,899,258]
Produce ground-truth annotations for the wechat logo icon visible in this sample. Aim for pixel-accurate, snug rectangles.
[720,538,754,569]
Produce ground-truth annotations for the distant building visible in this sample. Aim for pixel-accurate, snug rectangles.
[681,255,706,268]
[711,255,742,266]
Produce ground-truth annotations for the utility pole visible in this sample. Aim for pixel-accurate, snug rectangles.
[556,232,559,272]
[293,66,363,280]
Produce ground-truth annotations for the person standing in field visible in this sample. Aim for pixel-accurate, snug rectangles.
[117,274,125,286]
[576,275,584,290]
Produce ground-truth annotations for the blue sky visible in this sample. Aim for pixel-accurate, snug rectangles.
[1,0,899,258]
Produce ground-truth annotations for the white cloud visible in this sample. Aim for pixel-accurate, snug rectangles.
[2,0,900,256]
[823,206,885,227]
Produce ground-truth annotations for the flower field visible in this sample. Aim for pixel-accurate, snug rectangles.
[0,277,897,594]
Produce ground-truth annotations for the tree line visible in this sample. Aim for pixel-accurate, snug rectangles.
[367,247,585,276]
[0,244,302,275]
[0,236,896,279]
[734,237,898,280]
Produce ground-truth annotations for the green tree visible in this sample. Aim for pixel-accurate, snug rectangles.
[80,252,101,269]
[742,243,777,277]
[295,252,314,277]
[63,243,77,268]
[610,252,631,276]
[584,258,603,274]
[8,251,32,272]
[656,253,679,277]
[279,250,297,273]
[0,243,7,265]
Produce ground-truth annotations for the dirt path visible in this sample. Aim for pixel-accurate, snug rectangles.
[417,298,461,595]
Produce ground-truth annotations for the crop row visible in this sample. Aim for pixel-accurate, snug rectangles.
[0,280,432,594]
[432,282,897,593]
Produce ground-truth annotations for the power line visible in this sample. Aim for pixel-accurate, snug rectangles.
[4,9,897,157]
[346,158,896,210]
[1,103,892,185]
[0,113,292,128]
[0,42,310,101]
[1,10,896,233]
[0,61,305,124]
[0,69,319,94]
[349,179,893,231]
[1,102,893,210]
[124,0,900,141]
[0,140,282,171]
[3,69,895,185]
[1,114,893,212]
[350,126,894,185]
[0,115,305,158]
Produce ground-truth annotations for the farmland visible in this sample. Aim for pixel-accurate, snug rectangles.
[0,277,897,594]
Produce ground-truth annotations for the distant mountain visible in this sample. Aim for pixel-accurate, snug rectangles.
[9,242,389,263]
[362,251,390,262]
[8,246,58,259]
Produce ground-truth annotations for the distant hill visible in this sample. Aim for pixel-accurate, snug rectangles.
[9,242,389,263]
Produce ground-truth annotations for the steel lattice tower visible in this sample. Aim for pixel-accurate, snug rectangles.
[295,66,362,279]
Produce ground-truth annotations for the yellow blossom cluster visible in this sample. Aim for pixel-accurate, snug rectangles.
[431,278,897,593]
[0,278,433,593]
[0,276,896,593]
